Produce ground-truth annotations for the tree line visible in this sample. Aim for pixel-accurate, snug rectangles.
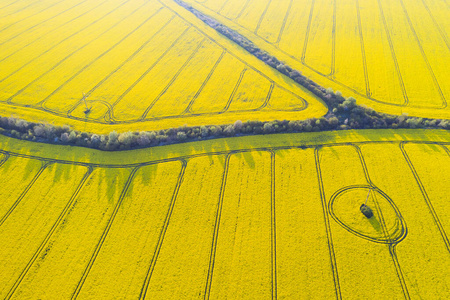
[0,0,448,150]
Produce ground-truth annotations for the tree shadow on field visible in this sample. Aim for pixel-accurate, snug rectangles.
[0,153,14,178]
[0,153,41,182]
[229,150,257,169]
[368,216,382,233]
[20,157,45,181]
[89,168,127,207]
[125,163,160,207]
[52,162,84,184]
[415,142,444,156]
[317,145,341,165]
[242,151,256,169]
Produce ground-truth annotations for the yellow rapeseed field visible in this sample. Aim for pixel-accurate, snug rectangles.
[185,0,450,119]
[0,0,326,133]
[1,0,449,299]
[0,129,449,298]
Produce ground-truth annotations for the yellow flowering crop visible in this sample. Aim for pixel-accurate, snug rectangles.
[0,0,325,133]
[0,129,449,298]
[185,0,450,119]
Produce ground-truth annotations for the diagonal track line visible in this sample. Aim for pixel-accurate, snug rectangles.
[71,166,140,299]
[398,0,446,108]
[0,0,110,59]
[139,160,187,299]
[314,147,342,300]
[65,14,177,115]
[0,0,89,45]
[37,6,164,107]
[0,161,51,227]
[140,38,207,119]
[400,142,450,252]
[5,0,144,104]
[4,166,93,299]
[254,0,272,34]
[0,0,72,35]
[203,154,231,300]
[0,0,41,18]
[107,25,192,116]
[182,50,226,114]
[0,0,23,11]
[0,0,133,84]
[270,150,278,300]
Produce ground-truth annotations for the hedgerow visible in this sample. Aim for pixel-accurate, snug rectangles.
[0,1,448,150]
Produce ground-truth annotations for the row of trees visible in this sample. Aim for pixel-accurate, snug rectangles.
[0,1,448,151]
[174,0,328,102]
[1,101,449,151]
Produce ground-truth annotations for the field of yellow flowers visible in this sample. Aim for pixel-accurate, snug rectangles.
[0,0,449,298]
[0,129,449,298]
[184,0,450,119]
[0,0,325,133]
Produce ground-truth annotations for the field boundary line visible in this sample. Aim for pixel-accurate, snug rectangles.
[398,0,446,108]
[219,68,247,113]
[1,0,134,88]
[0,161,52,227]
[204,154,231,300]
[399,142,450,252]
[5,166,93,299]
[108,25,193,117]
[270,150,278,300]
[254,0,272,35]
[66,14,177,115]
[6,0,145,104]
[182,50,226,114]
[355,0,371,97]
[71,166,140,299]
[0,0,111,59]
[0,0,86,39]
[140,38,207,119]
[139,160,187,299]
[314,146,342,300]
[37,6,165,108]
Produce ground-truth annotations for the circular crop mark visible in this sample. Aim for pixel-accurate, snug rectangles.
[329,185,407,244]
[70,100,111,121]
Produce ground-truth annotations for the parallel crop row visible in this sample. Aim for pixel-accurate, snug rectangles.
[0,139,448,298]
[0,0,319,131]
[189,0,450,113]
